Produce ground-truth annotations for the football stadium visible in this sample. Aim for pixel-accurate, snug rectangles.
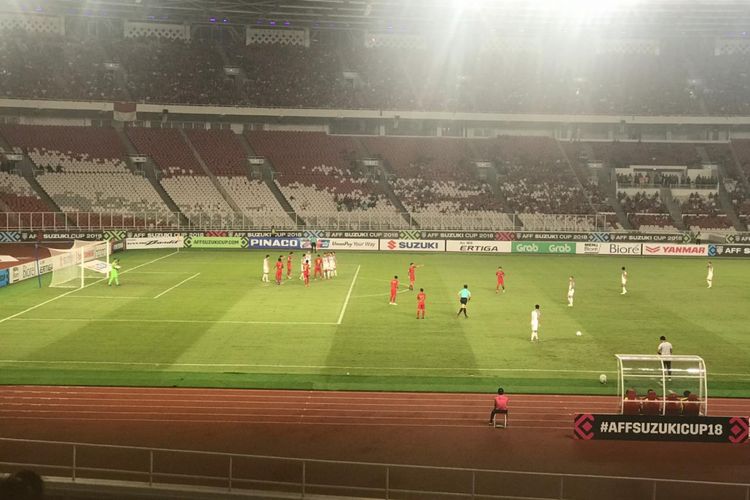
[1,0,750,498]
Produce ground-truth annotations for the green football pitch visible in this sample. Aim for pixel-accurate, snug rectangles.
[1,249,748,396]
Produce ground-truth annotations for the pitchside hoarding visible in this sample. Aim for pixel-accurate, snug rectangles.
[708,244,750,258]
[379,239,446,252]
[314,238,378,251]
[0,269,8,288]
[126,236,184,249]
[576,243,642,256]
[446,240,512,253]
[511,242,576,254]
[574,414,749,443]
[246,237,302,250]
[641,244,708,256]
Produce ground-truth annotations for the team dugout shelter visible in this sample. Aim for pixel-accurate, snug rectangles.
[615,354,708,416]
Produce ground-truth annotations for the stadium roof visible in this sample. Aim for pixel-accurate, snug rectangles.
[4,0,750,34]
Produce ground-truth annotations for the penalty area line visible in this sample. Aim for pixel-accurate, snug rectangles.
[0,251,180,325]
[337,264,360,325]
[8,318,336,326]
[153,272,201,299]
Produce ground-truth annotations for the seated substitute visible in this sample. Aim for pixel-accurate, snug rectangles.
[622,388,641,415]
[489,388,509,427]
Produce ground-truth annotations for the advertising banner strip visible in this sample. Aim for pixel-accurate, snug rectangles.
[126,236,184,250]
[708,244,750,258]
[247,237,303,250]
[446,240,512,253]
[511,242,576,254]
[641,244,708,257]
[574,414,749,443]
[0,269,8,288]
[188,236,247,249]
[576,242,642,256]
[378,239,446,252]
[314,238,379,251]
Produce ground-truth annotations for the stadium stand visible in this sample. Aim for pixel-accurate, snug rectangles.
[246,131,404,229]
[0,171,51,227]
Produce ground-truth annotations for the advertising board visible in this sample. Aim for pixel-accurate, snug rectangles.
[0,269,8,288]
[511,242,576,254]
[446,240,512,253]
[707,244,750,257]
[316,238,378,251]
[247,237,302,250]
[187,236,247,249]
[378,239,446,252]
[574,414,749,443]
[126,236,184,250]
[641,244,708,256]
[576,243,642,256]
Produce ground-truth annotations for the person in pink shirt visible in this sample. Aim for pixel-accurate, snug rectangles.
[489,388,509,425]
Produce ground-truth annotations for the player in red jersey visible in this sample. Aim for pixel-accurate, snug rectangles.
[286,252,293,279]
[408,262,423,290]
[496,266,506,294]
[389,275,399,305]
[275,256,284,285]
[416,288,426,319]
[302,261,310,287]
[313,254,323,279]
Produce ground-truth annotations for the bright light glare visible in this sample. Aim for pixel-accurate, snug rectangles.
[453,0,649,16]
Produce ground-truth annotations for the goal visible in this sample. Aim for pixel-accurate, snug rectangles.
[48,240,111,289]
[615,354,708,415]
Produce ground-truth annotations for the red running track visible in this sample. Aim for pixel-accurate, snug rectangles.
[1,386,749,498]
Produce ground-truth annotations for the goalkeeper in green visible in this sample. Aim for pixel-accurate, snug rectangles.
[108,259,121,286]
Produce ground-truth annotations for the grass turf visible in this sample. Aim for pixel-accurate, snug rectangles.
[0,249,748,396]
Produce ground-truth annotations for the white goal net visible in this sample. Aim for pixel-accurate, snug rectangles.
[48,240,111,289]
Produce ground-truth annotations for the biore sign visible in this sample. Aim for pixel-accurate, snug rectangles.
[446,240,512,253]
[127,236,184,250]
[378,239,446,252]
[576,243,642,256]
[642,244,708,256]
[511,242,575,254]
[574,414,749,443]
[316,238,378,251]
[247,237,302,249]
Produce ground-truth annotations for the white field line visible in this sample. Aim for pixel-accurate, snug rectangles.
[125,271,193,275]
[153,272,201,299]
[8,318,336,326]
[0,251,180,325]
[63,296,147,300]
[0,357,747,379]
[336,264,360,325]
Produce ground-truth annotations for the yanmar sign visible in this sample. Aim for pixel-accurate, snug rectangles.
[446,240,511,253]
[642,244,708,256]
[379,239,446,252]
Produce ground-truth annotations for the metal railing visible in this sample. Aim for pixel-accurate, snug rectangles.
[0,437,748,500]
[0,211,610,232]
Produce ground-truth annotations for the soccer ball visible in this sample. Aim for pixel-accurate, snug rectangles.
[576,331,582,337]
[599,374,607,384]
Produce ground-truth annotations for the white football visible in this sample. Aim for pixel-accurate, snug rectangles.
[599,374,607,384]
[576,331,582,336]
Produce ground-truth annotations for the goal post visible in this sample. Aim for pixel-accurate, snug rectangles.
[615,354,708,415]
[47,240,111,289]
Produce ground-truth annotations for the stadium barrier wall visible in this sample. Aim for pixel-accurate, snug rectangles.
[574,414,749,443]
[7,229,750,244]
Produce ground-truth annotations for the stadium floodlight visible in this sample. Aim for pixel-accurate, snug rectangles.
[615,354,708,416]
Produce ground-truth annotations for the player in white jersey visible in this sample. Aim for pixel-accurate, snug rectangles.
[706,261,713,288]
[262,254,270,283]
[567,276,575,307]
[331,252,337,277]
[323,252,331,279]
[620,266,628,295]
[530,304,541,342]
[299,252,308,280]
